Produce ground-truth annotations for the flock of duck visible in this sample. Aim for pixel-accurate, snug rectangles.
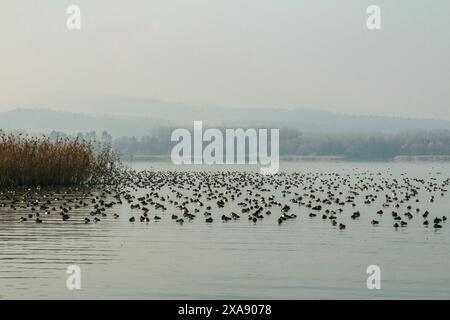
[1,169,449,231]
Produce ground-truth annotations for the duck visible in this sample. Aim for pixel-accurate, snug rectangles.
[434,217,442,224]
[221,214,232,221]
[350,212,359,219]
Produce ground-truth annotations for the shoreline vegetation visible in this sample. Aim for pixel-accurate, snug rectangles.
[112,128,450,162]
[0,132,119,188]
[5,128,450,162]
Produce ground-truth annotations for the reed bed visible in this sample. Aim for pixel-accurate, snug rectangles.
[0,132,118,187]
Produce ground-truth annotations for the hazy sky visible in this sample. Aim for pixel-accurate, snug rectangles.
[0,0,449,119]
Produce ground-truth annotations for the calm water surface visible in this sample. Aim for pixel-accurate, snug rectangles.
[1,162,449,299]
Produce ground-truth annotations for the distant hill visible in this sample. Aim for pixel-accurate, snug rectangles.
[22,93,450,133]
[1,96,450,137]
[0,108,171,137]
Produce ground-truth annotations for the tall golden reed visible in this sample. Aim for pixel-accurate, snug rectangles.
[0,132,117,187]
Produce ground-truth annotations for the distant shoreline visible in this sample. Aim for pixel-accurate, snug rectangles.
[122,155,450,162]
[393,155,450,162]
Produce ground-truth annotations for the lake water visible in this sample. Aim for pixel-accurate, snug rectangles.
[1,162,450,299]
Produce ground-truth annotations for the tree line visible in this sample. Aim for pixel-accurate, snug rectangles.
[111,127,450,161]
[10,127,449,161]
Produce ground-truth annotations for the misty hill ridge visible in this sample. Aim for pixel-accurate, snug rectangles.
[0,107,449,137]
[28,94,450,132]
